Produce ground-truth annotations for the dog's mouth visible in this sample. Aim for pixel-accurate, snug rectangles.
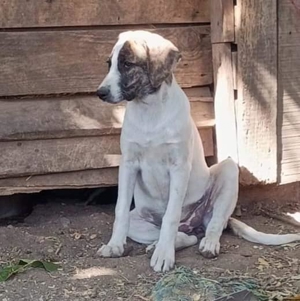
[99,95,125,104]
[99,96,124,104]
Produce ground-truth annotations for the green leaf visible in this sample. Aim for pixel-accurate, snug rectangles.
[0,259,60,282]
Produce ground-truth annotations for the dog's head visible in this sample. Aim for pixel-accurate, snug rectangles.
[96,30,181,103]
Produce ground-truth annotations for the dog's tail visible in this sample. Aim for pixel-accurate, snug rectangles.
[228,217,300,245]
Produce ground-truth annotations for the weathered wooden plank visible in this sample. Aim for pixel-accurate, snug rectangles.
[279,0,300,184]
[0,168,119,196]
[0,126,214,178]
[235,0,277,184]
[0,136,121,178]
[0,26,212,96]
[212,43,238,162]
[0,93,214,141]
[0,0,210,28]
[199,127,214,157]
[281,161,300,182]
[211,0,235,43]
[0,128,215,195]
[186,87,213,102]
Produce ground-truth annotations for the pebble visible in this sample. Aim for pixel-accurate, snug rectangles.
[90,234,97,240]
[60,217,71,228]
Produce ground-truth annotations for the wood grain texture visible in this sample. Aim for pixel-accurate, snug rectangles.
[199,127,214,157]
[0,0,210,28]
[0,128,214,179]
[0,93,214,141]
[0,136,121,178]
[0,168,119,196]
[235,0,277,184]
[212,43,238,162]
[0,26,212,96]
[211,0,235,43]
[279,0,300,184]
[0,128,215,195]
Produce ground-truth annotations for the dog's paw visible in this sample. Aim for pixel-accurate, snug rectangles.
[97,243,124,258]
[150,244,175,272]
[199,236,220,259]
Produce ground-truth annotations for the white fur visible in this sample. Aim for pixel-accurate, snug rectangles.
[97,31,300,272]
[97,41,123,103]
[229,218,300,245]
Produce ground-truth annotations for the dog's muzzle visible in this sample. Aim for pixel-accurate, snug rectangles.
[96,86,111,102]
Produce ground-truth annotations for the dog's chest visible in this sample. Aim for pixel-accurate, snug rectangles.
[137,145,171,201]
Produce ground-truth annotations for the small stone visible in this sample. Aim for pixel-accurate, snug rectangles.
[90,234,97,240]
[47,248,54,253]
[60,217,71,228]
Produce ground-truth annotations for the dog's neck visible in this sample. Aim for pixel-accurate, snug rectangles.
[124,77,189,134]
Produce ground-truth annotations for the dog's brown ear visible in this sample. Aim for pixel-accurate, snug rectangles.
[148,45,182,89]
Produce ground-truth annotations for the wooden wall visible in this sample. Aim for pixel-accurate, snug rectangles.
[0,0,215,195]
[235,0,278,185]
[211,0,278,185]
[234,0,300,185]
[212,0,300,186]
[278,0,300,184]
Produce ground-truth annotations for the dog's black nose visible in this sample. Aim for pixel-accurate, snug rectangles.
[97,86,110,101]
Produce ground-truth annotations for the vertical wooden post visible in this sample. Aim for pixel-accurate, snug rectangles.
[235,0,277,185]
[211,0,235,43]
[211,0,238,163]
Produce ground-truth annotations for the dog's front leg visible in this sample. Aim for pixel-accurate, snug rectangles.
[150,163,191,272]
[98,159,138,257]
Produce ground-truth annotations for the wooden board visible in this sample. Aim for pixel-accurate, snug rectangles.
[199,127,215,157]
[212,43,238,162]
[0,127,214,179]
[211,0,235,43]
[0,136,121,179]
[0,26,212,97]
[0,93,214,141]
[0,168,119,196]
[0,128,215,195]
[0,0,210,28]
[278,0,300,184]
[235,0,277,184]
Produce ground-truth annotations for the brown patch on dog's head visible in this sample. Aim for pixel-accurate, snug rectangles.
[147,43,182,88]
[117,31,181,101]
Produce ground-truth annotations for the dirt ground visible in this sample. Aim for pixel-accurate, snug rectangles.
[0,188,300,301]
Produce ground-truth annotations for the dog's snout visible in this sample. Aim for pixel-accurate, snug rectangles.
[97,86,111,101]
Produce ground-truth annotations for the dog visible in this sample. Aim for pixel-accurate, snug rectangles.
[96,30,300,272]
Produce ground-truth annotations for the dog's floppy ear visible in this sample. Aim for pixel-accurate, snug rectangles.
[147,43,182,89]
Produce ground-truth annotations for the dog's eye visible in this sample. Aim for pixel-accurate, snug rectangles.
[124,61,133,68]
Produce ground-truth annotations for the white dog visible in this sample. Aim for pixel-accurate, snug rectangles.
[96,31,300,272]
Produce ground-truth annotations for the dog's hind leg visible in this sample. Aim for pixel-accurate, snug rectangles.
[146,231,198,255]
[128,209,197,248]
[128,209,160,245]
[199,158,239,258]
